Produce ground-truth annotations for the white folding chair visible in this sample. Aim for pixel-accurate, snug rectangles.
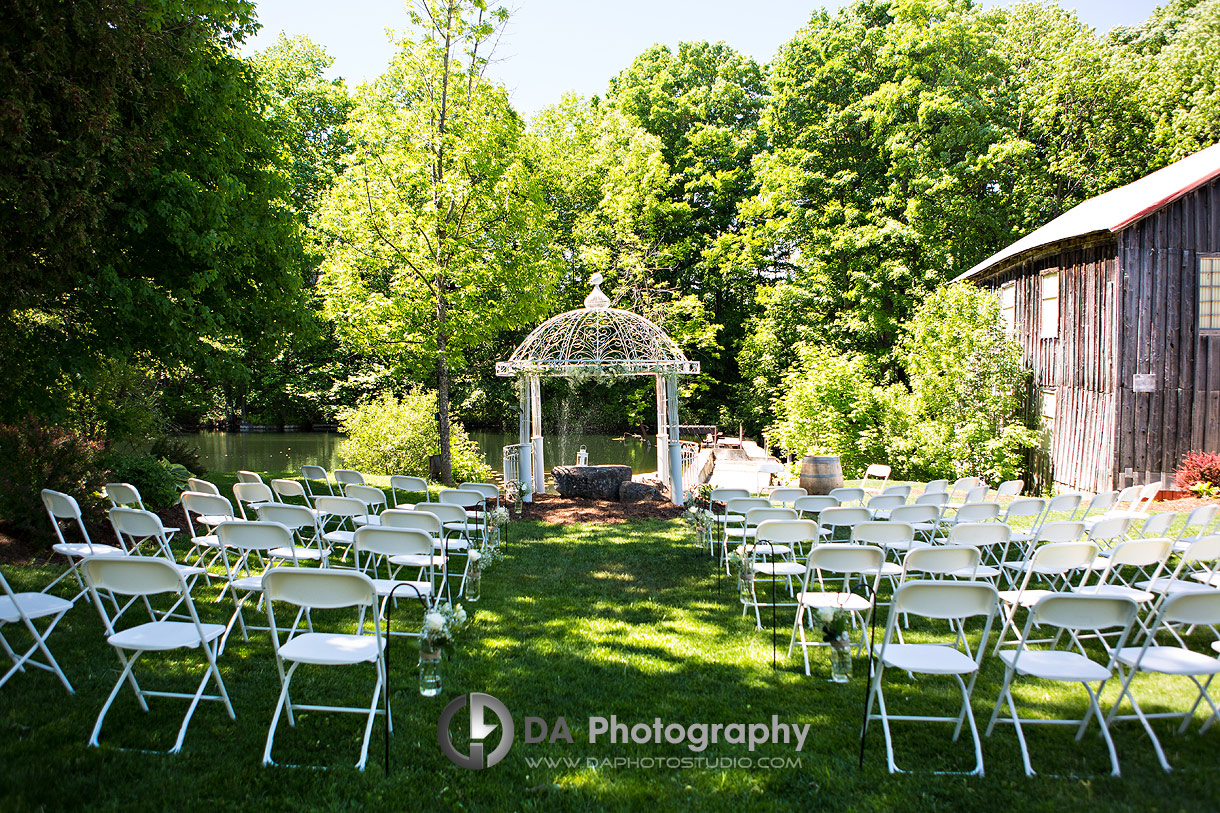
[300,465,334,498]
[815,506,872,544]
[945,523,1008,581]
[889,504,941,543]
[333,469,366,494]
[880,484,912,500]
[866,493,905,520]
[262,568,387,770]
[109,508,205,585]
[1174,505,1218,552]
[40,489,126,599]
[390,475,431,506]
[992,540,1099,652]
[789,544,885,676]
[994,479,1024,499]
[1135,535,1220,609]
[233,481,277,520]
[1108,591,1220,771]
[180,491,237,572]
[415,503,474,597]
[1132,511,1176,540]
[0,567,74,693]
[986,594,1138,777]
[255,503,329,567]
[270,478,318,513]
[378,510,450,596]
[865,581,998,775]
[767,487,807,508]
[1076,490,1120,522]
[741,519,817,629]
[1043,492,1083,521]
[214,520,297,647]
[352,526,436,636]
[82,556,234,752]
[186,477,221,496]
[829,487,865,506]
[1000,497,1048,547]
[858,463,891,496]
[105,482,146,511]
[236,470,264,484]
[921,479,949,495]
[709,488,752,556]
[345,484,389,525]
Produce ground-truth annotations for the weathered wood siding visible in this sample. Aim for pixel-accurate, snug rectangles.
[978,241,1120,493]
[1115,175,1220,487]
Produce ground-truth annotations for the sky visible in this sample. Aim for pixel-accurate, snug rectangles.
[238,0,1164,118]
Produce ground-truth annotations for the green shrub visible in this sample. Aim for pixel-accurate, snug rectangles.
[0,417,108,535]
[104,452,191,509]
[150,435,205,476]
[338,390,492,483]
[768,345,887,478]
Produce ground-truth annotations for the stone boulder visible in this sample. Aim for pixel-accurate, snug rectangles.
[619,481,662,502]
[552,465,632,501]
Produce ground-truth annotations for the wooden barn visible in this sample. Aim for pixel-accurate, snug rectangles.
[956,142,1220,494]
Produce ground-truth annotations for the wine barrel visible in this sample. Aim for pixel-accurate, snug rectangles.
[799,454,843,495]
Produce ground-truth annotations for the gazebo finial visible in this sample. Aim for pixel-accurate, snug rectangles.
[584,272,611,310]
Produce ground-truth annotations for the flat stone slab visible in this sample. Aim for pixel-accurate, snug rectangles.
[619,481,662,502]
[552,465,632,501]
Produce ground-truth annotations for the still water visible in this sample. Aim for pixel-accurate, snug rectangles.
[183,430,659,478]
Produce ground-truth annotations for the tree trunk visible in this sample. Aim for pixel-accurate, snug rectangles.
[436,287,454,486]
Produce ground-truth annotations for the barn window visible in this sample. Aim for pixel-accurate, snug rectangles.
[1202,256,1220,331]
[999,282,1016,336]
[1041,388,1056,423]
[1040,272,1059,338]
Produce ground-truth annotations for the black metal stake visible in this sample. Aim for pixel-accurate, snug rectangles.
[382,582,430,776]
[856,581,879,770]
[771,572,778,670]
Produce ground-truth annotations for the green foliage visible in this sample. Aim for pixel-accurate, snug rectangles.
[338,390,491,482]
[104,452,191,510]
[769,346,887,477]
[150,436,206,476]
[0,418,107,535]
[892,284,1039,481]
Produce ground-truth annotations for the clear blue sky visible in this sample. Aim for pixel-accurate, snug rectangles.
[239,0,1162,118]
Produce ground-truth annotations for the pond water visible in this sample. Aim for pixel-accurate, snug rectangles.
[182,430,659,481]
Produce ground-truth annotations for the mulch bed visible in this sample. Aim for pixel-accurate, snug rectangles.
[508,493,685,525]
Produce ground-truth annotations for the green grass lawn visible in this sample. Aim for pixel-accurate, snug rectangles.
[3,479,1219,810]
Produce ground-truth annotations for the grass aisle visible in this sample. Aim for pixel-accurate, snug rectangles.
[2,513,1219,810]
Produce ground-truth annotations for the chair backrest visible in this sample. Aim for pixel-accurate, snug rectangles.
[83,556,184,598]
[995,479,1024,498]
[710,488,750,505]
[889,504,941,525]
[1100,536,1172,570]
[216,520,290,553]
[818,506,871,531]
[828,487,865,505]
[353,525,432,559]
[922,479,949,494]
[390,475,431,505]
[1135,512,1176,539]
[1130,481,1162,513]
[345,484,388,511]
[915,492,949,507]
[880,484,912,499]
[41,488,83,521]
[186,477,221,496]
[852,521,914,550]
[753,519,820,546]
[270,478,311,504]
[1079,490,1120,518]
[300,465,333,496]
[866,494,905,512]
[333,469,365,490]
[902,545,981,578]
[725,497,770,516]
[236,470,264,484]
[378,508,442,536]
[1027,540,1099,575]
[794,495,838,516]
[414,503,466,524]
[891,579,996,620]
[1037,520,1085,544]
[1030,593,1137,631]
[1177,534,1220,567]
[1003,497,1047,523]
[233,482,276,517]
[744,507,798,528]
[439,488,484,509]
[1158,591,1220,627]
[460,482,500,501]
[960,485,989,504]
[314,495,370,520]
[807,543,885,575]
[1180,505,1218,537]
[951,502,1000,523]
[263,568,375,609]
[256,503,318,532]
[105,482,144,510]
[181,491,235,520]
[1087,516,1132,547]
[109,506,168,540]
[860,463,891,490]
[1046,492,1083,515]
[767,487,807,507]
[947,521,1011,550]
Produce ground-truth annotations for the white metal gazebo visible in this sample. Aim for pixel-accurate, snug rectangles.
[495,274,700,506]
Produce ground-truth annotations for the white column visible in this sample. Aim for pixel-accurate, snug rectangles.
[666,374,684,506]
[530,375,545,494]
[518,375,533,503]
[655,375,669,484]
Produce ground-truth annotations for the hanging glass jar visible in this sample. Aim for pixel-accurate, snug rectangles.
[828,632,852,683]
[419,639,443,697]
[466,564,482,602]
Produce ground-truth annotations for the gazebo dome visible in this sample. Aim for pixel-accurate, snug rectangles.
[495,274,699,377]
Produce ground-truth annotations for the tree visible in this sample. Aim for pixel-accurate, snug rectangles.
[314,0,559,484]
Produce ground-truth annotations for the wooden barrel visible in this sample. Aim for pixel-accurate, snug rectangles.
[799,455,843,495]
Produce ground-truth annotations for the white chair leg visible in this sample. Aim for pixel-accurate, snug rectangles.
[263,662,299,766]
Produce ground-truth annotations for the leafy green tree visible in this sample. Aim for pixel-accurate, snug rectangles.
[314,0,559,484]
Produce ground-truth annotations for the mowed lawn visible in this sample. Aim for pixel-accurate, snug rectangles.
[3,494,1220,811]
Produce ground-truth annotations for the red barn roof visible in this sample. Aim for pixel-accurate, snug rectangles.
[956,142,1220,282]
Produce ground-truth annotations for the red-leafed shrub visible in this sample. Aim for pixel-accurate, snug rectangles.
[1174,450,1220,491]
[0,417,108,537]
